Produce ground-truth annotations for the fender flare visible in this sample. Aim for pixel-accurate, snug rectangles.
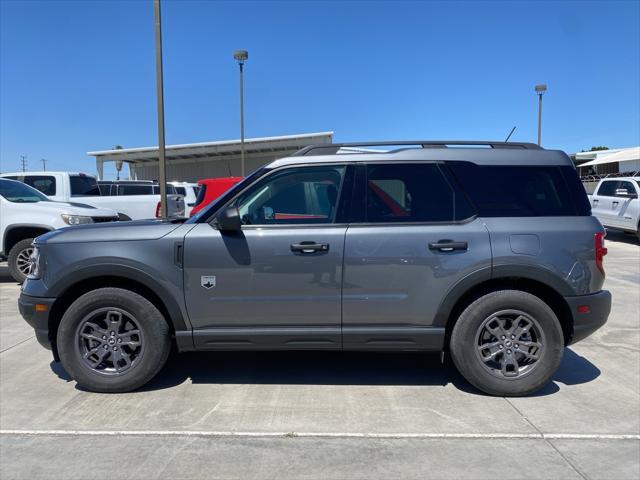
[432,264,573,328]
[49,263,188,331]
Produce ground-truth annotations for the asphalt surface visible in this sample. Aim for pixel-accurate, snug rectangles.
[1,231,638,479]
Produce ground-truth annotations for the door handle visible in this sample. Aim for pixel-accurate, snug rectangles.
[290,242,330,254]
[428,240,468,252]
[593,199,599,204]
[612,201,619,207]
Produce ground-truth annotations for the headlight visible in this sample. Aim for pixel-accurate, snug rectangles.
[61,214,94,225]
[27,246,42,279]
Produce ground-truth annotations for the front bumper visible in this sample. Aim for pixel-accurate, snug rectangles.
[565,290,611,345]
[18,293,56,350]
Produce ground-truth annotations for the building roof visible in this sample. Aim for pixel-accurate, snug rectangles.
[87,132,334,164]
[577,146,640,167]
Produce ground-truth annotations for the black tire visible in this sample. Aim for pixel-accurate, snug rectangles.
[57,287,171,393]
[450,290,564,397]
[7,238,34,284]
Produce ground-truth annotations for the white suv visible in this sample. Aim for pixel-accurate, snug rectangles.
[0,178,118,282]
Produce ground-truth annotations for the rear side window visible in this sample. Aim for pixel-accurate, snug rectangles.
[117,184,152,196]
[70,175,100,196]
[596,181,617,197]
[175,187,186,196]
[448,162,584,217]
[365,164,456,222]
[24,175,56,196]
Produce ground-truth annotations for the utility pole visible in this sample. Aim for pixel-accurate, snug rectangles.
[20,155,27,172]
[41,158,48,171]
[153,0,168,218]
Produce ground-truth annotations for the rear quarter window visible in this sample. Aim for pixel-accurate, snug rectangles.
[447,162,587,217]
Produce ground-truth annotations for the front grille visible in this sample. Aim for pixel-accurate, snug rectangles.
[91,216,119,223]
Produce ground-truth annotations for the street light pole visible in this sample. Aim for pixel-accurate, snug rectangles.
[154,0,168,218]
[535,84,547,146]
[234,50,248,176]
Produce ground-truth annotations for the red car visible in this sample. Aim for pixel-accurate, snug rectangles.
[190,177,243,217]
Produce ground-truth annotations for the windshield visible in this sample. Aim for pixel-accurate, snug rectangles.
[70,175,101,196]
[0,178,50,203]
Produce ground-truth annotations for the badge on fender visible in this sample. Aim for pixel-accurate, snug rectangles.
[201,276,216,289]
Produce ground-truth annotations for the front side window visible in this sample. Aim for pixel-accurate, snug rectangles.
[233,165,345,225]
[596,181,618,197]
[365,164,454,222]
[23,175,56,196]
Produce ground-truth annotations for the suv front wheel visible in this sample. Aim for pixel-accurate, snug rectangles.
[450,290,564,397]
[57,288,171,393]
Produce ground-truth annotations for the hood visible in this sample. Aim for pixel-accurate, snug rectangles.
[34,200,117,217]
[36,219,183,245]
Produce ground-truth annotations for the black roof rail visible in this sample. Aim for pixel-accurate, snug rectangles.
[292,140,542,156]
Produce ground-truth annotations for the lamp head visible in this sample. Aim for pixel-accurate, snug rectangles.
[233,50,249,63]
[535,84,547,95]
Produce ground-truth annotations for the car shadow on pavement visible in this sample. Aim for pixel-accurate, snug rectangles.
[0,264,17,284]
[53,346,600,397]
[604,230,640,246]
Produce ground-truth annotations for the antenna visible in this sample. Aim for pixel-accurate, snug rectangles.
[504,126,516,142]
[41,158,48,171]
[20,155,27,172]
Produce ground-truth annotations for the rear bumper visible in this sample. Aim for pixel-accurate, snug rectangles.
[18,293,56,350]
[565,290,611,345]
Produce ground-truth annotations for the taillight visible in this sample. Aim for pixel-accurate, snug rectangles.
[155,201,162,218]
[595,232,607,276]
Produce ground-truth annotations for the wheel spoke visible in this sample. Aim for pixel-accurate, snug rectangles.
[88,347,109,368]
[501,351,520,377]
[84,322,108,336]
[485,318,505,338]
[107,311,123,333]
[511,316,533,339]
[110,348,122,371]
[478,341,502,362]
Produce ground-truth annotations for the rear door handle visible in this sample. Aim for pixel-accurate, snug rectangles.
[428,240,468,252]
[290,242,330,254]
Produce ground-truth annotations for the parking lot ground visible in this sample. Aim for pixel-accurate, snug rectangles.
[1,231,639,479]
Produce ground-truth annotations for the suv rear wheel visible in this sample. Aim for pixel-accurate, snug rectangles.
[450,290,564,396]
[57,288,171,393]
[7,238,34,283]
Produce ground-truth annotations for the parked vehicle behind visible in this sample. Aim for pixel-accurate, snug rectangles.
[190,177,242,216]
[169,181,199,216]
[0,172,184,220]
[587,176,640,240]
[0,178,118,282]
[18,141,611,396]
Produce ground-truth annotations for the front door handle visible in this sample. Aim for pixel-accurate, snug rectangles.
[290,242,330,254]
[428,240,468,252]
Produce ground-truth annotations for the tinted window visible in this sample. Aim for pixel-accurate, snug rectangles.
[0,179,50,202]
[23,175,56,195]
[365,164,454,222]
[596,180,617,197]
[70,175,100,196]
[152,185,177,194]
[195,184,207,206]
[175,187,186,196]
[448,162,581,217]
[616,181,637,197]
[117,184,152,195]
[234,166,345,225]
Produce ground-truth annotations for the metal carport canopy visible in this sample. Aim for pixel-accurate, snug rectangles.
[577,147,640,167]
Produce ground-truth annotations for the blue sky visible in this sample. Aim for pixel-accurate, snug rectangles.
[1,0,639,177]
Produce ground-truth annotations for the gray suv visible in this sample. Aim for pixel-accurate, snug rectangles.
[18,141,611,396]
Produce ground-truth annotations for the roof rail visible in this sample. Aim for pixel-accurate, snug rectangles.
[292,140,542,156]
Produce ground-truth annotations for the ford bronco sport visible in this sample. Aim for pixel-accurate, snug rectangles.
[18,141,611,396]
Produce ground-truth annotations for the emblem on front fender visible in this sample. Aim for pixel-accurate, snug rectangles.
[201,276,216,289]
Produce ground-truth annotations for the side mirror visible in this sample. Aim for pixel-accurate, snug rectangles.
[615,188,637,199]
[217,206,242,232]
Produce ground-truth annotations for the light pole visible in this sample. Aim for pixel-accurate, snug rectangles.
[234,50,248,176]
[535,84,547,146]
[153,0,168,218]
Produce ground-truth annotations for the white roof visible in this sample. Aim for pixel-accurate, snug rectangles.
[87,132,334,163]
[578,147,640,167]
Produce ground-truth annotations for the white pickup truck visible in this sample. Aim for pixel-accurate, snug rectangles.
[0,178,119,282]
[0,171,184,220]
[588,176,640,240]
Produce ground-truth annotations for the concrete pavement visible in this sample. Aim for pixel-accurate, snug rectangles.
[1,231,638,479]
